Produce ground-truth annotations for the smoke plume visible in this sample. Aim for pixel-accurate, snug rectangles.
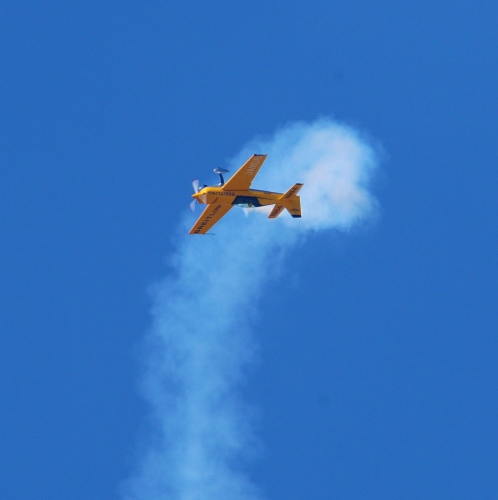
[122,119,379,499]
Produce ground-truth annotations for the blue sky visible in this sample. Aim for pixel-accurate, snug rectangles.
[1,2,497,499]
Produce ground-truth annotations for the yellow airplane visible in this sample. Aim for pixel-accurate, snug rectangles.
[190,154,303,234]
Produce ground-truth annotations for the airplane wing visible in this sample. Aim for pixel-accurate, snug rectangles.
[189,203,233,234]
[222,154,267,191]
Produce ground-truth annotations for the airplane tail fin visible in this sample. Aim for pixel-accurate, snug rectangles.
[268,183,303,219]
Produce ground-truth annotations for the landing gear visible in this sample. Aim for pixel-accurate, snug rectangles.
[214,168,229,186]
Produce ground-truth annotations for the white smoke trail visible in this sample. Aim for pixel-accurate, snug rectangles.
[122,119,379,499]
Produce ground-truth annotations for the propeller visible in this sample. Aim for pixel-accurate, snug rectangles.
[190,178,205,212]
[190,168,226,211]
[190,179,200,212]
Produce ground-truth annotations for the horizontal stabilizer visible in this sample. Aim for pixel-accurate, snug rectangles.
[268,183,303,219]
[282,183,303,200]
[269,204,285,218]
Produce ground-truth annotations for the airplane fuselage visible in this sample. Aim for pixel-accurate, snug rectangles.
[193,186,283,208]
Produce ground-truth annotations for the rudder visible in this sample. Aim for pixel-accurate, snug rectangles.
[286,196,301,218]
